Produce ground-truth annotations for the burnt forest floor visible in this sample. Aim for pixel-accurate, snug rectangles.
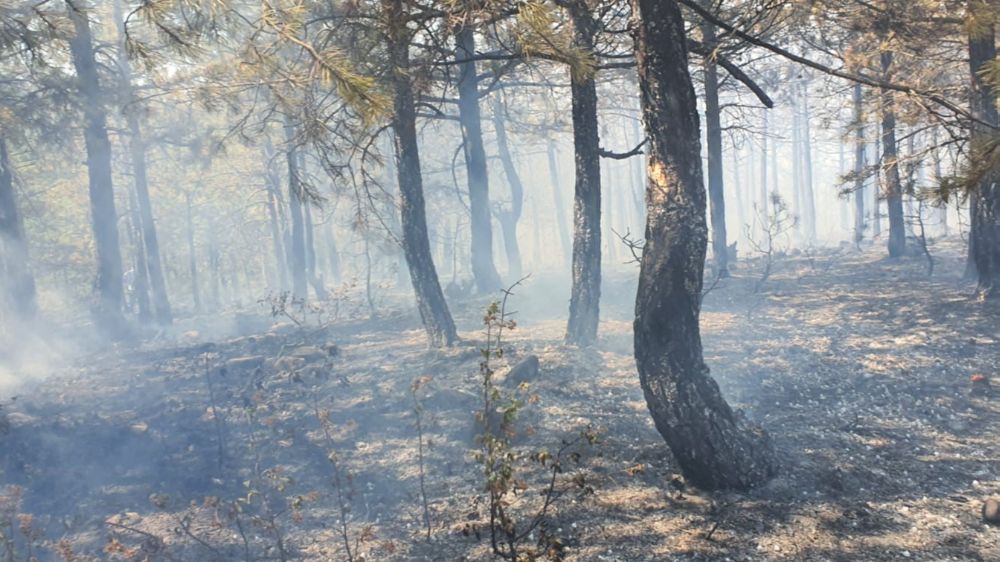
[1,238,999,561]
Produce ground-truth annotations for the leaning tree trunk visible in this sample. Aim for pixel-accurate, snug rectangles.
[630,0,777,490]
[455,25,502,294]
[880,51,907,258]
[0,136,37,320]
[700,17,729,278]
[968,3,999,298]
[383,0,457,346]
[67,2,126,334]
[492,96,524,280]
[114,0,172,325]
[853,83,867,246]
[565,2,602,347]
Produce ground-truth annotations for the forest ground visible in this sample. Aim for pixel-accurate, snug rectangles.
[1,238,999,562]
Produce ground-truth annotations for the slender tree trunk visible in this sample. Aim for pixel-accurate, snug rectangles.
[880,51,907,257]
[0,136,37,320]
[853,84,867,246]
[492,96,524,280]
[790,99,803,236]
[729,138,745,239]
[455,25,502,294]
[760,110,769,224]
[546,139,572,265]
[631,0,776,490]
[872,130,882,238]
[383,0,457,346]
[800,81,817,243]
[283,121,309,299]
[701,18,729,278]
[324,216,341,284]
[839,136,849,232]
[565,2,602,346]
[968,2,999,297]
[67,2,126,333]
[263,144,289,291]
[114,0,171,325]
[185,192,201,313]
[932,127,948,236]
[125,185,152,322]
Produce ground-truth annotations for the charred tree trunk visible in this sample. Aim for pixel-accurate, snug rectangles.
[854,84,867,246]
[67,2,126,333]
[383,0,457,346]
[968,3,999,298]
[492,97,524,280]
[0,136,37,320]
[283,122,309,299]
[455,25,502,294]
[631,0,777,490]
[565,2,602,347]
[114,0,171,325]
[880,51,907,258]
[701,17,729,278]
[760,110,769,224]
[546,139,572,265]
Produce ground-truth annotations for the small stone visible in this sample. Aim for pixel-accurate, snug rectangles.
[983,498,1000,525]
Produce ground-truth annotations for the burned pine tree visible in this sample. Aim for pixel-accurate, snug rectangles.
[67,1,127,334]
[383,0,457,346]
[455,22,502,294]
[564,0,602,347]
[967,0,999,299]
[631,0,777,490]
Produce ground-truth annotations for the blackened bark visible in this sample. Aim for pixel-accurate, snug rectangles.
[565,2,602,347]
[114,0,172,325]
[125,185,152,322]
[383,0,457,346]
[853,84,867,246]
[67,2,126,333]
[0,136,36,319]
[631,0,777,490]
[455,25,502,294]
[546,139,572,264]
[283,121,309,299]
[968,4,999,298]
[701,18,729,278]
[491,97,524,280]
[880,51,906,257]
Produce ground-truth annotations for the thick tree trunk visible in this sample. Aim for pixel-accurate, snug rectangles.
[880,51,907,257]
[0,136,37,319]
[383,0,457,346]
[546,139,572,265]
[565,2,602,346]
[455,25,502,294]
[631,0,777,491]
[283,121,309,299]
[968,4,999,298]
[491,97,524,280]
[701,18,729,278]
[185,192,201,313]
[67,2,126,333]
[853,84,867,246]
[114,0,171,325]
